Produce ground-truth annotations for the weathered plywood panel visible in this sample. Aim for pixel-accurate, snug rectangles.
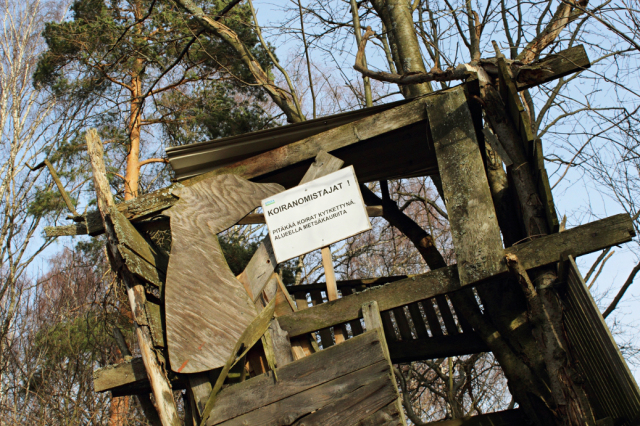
[163,174,283,373]
[206,330,402,426]
[563,256,640,425]
[426,87,506,286]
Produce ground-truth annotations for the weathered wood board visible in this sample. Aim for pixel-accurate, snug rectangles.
[204,330,404,425]
[93,357,185,397]
[163,174,283,373]
[562,256,640,425]
[426,87,506,286]
[278,214,634,338]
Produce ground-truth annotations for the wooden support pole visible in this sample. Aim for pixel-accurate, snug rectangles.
[86,129,180,426]
[320,246,345,343]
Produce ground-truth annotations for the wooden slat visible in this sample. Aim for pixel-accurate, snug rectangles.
[426,86,506,286]
[206,331,402,425]
[392,307,414,341]
[435,295,460,336]
[562,256,640,425]
[278,214,634,337]
[407,302,429,339]
[381,311,399,342]
[422,298,444,337]
[388,333,489,363]
[163,174,283,373]
[341,287,364,336]
[309,290,334,348]
[450,295,476,335]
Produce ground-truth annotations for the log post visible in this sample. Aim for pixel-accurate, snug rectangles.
[86,129,180,426]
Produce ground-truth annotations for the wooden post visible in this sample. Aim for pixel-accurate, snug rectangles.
[321,246,345,343]
[86,129,180,426]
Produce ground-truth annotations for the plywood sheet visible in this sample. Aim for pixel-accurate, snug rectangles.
[163,174,283,373]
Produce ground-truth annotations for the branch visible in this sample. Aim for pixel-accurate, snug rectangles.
[138,158,169,168]
[602,261,640,319]
[517,0,587,63]
[584,247,611,282]
[354,27,474,85]
[587,249,614,289]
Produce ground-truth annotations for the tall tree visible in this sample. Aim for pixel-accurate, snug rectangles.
[34,0,273,200]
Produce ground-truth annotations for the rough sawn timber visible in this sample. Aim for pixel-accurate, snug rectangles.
[278,213,634,338]
[163,174,283,373]
[205,330,404,426]
[426,86,506,286]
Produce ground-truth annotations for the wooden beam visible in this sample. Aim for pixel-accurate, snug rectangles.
[286,276,407,294]
[93,358,186,397]
[278,214,634,337]
[426,87,506,286]
[516,45,590,91]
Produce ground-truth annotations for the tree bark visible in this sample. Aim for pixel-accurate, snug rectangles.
[369,0,432,98]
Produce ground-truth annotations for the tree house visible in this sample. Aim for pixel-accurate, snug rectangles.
[48,45,640,426]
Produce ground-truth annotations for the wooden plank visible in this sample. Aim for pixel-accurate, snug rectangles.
[278,214,634,337]
[163,174,283,373]
[407,302,429,339]
[215,362,398,426]
[309,290,334,348]
[321,246,345,343]
[206,330,387,424]
[562,256,640,425]
[44,222,88,237]
[82,95,433,236]
[392,307,414,341]
[341,287,365,336]
[516,45,591,91]
[145,301,165,348]
[426,87,506,286]
[286,275,407,293]
[422,299,444,337]
[93,358,185,396]
[435,295,460,335]
[388,333,489,363]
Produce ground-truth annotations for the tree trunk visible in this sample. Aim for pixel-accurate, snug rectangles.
[369,0,432,98]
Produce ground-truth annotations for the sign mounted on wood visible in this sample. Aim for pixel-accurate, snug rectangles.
[261,166,371,263]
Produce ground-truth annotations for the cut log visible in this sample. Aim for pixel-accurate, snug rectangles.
[163,174,283,373]
[278,214,634,338]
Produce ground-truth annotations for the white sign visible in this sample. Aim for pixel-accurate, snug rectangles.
[261,166,371,263]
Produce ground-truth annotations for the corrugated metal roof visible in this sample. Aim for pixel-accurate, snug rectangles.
[166,99,411,181]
